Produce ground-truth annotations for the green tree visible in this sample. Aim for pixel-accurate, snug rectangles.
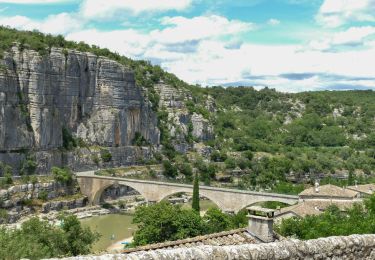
[203,207,233,233]
[0,215,98,260]
[162,160,178,178]
[192,174,200,212]
[59,214,99,256]
[347,170,355,186]
[132,201,204,246]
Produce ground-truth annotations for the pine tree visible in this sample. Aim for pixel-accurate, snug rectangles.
[192,173,200,212]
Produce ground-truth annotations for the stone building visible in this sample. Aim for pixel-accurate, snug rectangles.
[348,183,375,197]
[275,183,363,221]
[298,183,360,201]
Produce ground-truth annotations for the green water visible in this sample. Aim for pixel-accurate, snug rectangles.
[80,200,217,252]
[80,214,136,252]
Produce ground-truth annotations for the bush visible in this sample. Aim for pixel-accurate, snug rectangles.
[62,127,77,150]
[1,169,13,188]
[38,190,48,201]
[51,167,73,185]
[132,132,149,146]
[179,163,193,179]
[224,157,236,169]
[162,160,178,178]
[102,203,114,209]
[21,159,37,175]
[91,154,100,165]
[100,149,112,162]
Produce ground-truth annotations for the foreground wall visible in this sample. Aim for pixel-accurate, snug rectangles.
[53,234,375,260]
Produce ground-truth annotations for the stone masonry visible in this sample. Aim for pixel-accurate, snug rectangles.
[50,234,375,259]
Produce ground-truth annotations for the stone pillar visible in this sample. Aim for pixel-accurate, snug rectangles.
[247,206,275,242]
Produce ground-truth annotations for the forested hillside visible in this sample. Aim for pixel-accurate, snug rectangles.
[0,26,374,191]
[205,87,375,188]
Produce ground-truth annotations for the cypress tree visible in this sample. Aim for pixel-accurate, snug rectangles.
[348,170,355,186]
[192,173,200,212]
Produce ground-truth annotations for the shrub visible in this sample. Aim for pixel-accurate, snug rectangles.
[132,132,149,146]
[62,127,77,150]
[100,149,112,162]
[162,160,178,178]
[51,167,73,185]
[91,154,100,165]
[38,190,49,201]
[21,159,37,175]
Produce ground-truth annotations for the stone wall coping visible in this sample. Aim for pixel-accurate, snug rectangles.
[48,234,375,260]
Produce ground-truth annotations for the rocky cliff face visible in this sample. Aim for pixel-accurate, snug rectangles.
[0,45,159,174]
[155,83,214,153]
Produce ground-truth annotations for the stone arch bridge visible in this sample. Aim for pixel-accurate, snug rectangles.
[76,172,298,213]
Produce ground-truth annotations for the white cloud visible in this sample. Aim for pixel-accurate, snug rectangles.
[67,15,252,57]
[153,15,253,44]
[316,0,375,28]
[0,0,73,3]
[267,18,280,26]
[307,26,375,51]
[0,13,83,35]
[80,0,192,19]
[67,29,150,58]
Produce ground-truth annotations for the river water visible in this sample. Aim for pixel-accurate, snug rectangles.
[81,200,217,252]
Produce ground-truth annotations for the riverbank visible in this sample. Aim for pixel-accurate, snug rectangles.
[107,236,134,252]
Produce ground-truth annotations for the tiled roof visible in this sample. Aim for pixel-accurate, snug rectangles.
[276,199,360,218]
[348,184,375,195]
[123,228,259,253]
[299,184,359,198]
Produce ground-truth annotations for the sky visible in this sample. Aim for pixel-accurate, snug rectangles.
[0,0,374,92]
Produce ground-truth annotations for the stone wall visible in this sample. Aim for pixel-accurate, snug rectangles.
[53,234,375,259]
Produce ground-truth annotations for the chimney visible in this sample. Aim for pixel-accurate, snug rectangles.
[247,206,275,242]
[315,180,320,193]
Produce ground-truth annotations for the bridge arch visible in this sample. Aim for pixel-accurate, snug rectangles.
[234,197,297,213]
[159,190,223,210]
[96,182,145,204]
[82,179,152,205]
[239,199,293,212]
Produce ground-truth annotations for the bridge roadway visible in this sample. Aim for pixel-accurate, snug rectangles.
[76,171,298,213]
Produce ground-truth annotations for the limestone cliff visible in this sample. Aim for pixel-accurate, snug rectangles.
[155,83,214,153]
[0,45,159,173]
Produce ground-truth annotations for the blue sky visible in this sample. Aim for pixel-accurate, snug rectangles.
[0,0,374,92]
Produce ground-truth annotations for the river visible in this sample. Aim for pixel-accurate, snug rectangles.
[81,200,217,252]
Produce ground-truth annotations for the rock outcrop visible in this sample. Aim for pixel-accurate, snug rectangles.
[155,83,213,153]
[0,45,159,174]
